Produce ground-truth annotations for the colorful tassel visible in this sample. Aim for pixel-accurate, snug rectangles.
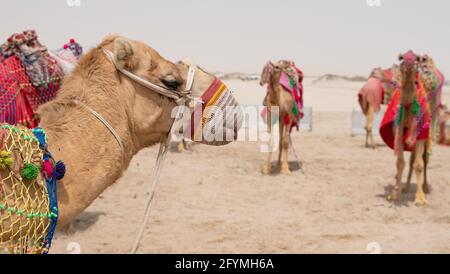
[0,150,13,170]
[22,163,39,181]
[54,161,66,180]
[42,159,53,178]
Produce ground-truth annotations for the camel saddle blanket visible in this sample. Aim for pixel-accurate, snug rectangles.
[0,125,64,254]
[380,77,430,152]
[439,111,450,146]
[358,77,384,114]
[0,30,82,128]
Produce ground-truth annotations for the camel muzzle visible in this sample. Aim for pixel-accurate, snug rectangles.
[187,78,243,146]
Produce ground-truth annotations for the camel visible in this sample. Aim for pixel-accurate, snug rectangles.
[0,35,239,253]
[260,60,304,175]
[358,66,399,148]
[382,51,431,205]
[403,55,445,194]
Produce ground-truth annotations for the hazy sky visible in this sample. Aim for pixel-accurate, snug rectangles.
[1,0,449,76]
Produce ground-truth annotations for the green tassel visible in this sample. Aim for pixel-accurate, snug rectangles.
[413,96,420,116]
[397,104,404,125]
[288,77,296,89]
[293,104,299,117]
[21,163,39,181]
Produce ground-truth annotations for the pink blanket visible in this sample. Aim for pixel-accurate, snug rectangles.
[358,77,384,114]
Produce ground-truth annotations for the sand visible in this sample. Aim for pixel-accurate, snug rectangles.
[51,78,450,254]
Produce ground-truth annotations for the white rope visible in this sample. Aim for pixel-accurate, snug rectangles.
[102,49,198,105]
[131,136,170,254]
[74,100,124,153]
[288,133,304,173]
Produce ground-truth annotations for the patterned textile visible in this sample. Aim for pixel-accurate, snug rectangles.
[0,30,81,128]
[50,39,83,75]
[188,78,243,146]
[0,125,63,254]
[0,57,38,127]
[358,77,384,114]
[380,75,430,152]
[422,67,445,135]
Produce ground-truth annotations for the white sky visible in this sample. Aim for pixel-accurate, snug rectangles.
[1,0,449,77]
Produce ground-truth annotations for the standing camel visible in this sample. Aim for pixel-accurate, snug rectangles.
[380,51,431,205]
[260,60,304,175]
[0,35,241,253]
[358,66,399,148]
[403,55,445,193]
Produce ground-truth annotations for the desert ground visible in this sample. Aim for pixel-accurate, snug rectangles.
[51,77,450,254]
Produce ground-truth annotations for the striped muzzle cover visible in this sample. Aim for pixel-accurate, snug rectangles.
[188,78,243,146]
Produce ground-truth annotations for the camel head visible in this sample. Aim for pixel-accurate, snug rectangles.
[370,67,384,80]
[417,54,439,92]
[260,61,283,87]
[398,50,420,82]
[109,36,184,91]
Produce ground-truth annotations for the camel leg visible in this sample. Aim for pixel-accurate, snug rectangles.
[280,123,290,175]
[423,150,430,194]
[413,141,428,206]
[177,139,185,152]
[263,110,272,175]
[365,105,376,149]
[404,152,414,193]
[388,141,404,202]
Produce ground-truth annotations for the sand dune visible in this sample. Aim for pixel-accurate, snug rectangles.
[51,78,450,254]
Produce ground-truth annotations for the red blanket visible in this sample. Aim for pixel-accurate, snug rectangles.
[380,77,430,152]
[0,56,39,127]
[358,77,384,114]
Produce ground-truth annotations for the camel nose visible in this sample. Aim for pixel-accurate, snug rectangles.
[161,75,182,91]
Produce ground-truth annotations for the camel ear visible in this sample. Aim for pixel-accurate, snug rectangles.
[114,38,139,71]
[398,54,404,61]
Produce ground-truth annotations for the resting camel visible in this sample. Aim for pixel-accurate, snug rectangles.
[381,51,431,205]
[260,60,303,175]
[358,66,399,148]
[0,35,240,253]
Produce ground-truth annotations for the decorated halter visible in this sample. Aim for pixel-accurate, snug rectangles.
[0,125,65,254]
[103,49,197,106]
[101,49,241,147]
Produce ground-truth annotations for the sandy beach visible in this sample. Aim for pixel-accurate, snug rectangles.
[50,77,450,254]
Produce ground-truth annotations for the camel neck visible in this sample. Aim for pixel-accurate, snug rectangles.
[39,88,136,228]
[401,76,417,104]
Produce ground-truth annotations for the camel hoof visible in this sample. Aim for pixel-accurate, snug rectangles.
[262,164,271,175]
[414,197,428,206]
[387,191,400,202]
[177,142,185,153]
[280,164,291,175]
[414,193,428,206]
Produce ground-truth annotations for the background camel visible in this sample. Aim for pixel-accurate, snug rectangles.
[380,51,431,205]
[358,66,399,148]
[0,35,239,253]
[260,60,304,175]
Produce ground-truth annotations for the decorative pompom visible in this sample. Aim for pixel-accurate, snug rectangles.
[0,150,13,170]
[43,160,53,178]
[22,163,39,181]
[54,161,66,180]
[70,38,75,44]
[63,44,69,49]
